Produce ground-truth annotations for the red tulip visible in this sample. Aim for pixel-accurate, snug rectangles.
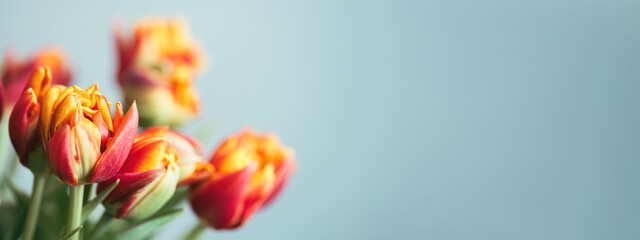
[98,130,179,220]
[115,19,202,127]
[189,130,296,229]
[9,67,55,174]
[9,66,139,184]
[136,126,213,186]
[2,48,71,111]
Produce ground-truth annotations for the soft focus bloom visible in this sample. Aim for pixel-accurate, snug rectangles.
[2,48,72,110]
[115,19,202,127]
[189,130,296,230]
[9,66,139,183]
[136,126,213,186]
[98,131,179,220]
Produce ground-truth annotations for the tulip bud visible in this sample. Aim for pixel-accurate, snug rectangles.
[115,19,202,127]
[2,48,72,111]
[9,67,55,174]
[137,126,213,186]
[189,130,296,229]
[98,132,179,220]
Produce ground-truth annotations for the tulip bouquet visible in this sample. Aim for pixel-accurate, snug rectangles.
[0,19,296,240]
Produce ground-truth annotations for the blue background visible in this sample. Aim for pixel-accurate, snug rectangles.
[2,0,640,239]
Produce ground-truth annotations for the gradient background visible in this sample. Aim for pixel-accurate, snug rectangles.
[2,0,640,239]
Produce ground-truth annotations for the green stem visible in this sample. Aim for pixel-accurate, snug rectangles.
[181,221,207,240]
[21,174,47,240]
[67,185,85,240]
[84,184,97,204]
[0,117,8,181]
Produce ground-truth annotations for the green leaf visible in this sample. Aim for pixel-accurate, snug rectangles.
[0,202,27,240]
[113,208,184,240]
[41,177,71,240]
[59,225,83,240]
[82,179,119,221]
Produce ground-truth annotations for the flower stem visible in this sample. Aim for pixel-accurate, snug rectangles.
[67,185,85,240]
[21,174,47,240]
[0,117,8,181]
[181,221,207,240]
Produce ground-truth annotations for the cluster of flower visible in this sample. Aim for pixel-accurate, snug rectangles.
[0,19,296,240]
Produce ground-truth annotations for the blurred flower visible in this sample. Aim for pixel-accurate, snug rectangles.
[1,48,72,111]
[137,126,213,186]
[98,131,180,220]
[115,19,202,127]
[9,66,139,183]
[189,130,296,229]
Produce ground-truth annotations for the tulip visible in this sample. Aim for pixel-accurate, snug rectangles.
[98,131,180,220]
[115,19,202,127]
[9,66,133,240]
[136,126,213,186]
[8,66,139,184]
[9,67,58,174]
[2,48,72,111]
[189,130,296,229]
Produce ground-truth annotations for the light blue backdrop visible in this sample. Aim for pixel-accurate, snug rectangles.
[2,0,639,239]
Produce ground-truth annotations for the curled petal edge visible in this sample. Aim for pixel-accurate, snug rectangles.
[89,102,138,183]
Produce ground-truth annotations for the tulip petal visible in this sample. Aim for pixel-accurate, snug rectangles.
[177,162,213,187]
[91,111,110,149]
[22,66,51,98]
[9,89,39,165]
[89,102,138,183]
[136,126,170,139]
[99,169,162,218]
[190,163,257,229]
[262,158,296,208]
[47,124,77,186]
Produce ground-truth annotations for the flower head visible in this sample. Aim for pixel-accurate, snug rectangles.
[2,48,72,110]
[98,131,180,220]
[115,19,202,127]
[9,67,61,174]
[189,130,296,229]
[136,126,213,186]
[9,66,138,183]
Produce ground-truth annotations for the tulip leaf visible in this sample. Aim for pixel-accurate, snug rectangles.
[40,177,71,240]
[113,208,184,240]
[82,179,120,221]
[0,202,27,240]
[59,225,83,240]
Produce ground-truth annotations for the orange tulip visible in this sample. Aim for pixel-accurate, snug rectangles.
[9,66,139,183]
[98,130,179,219]
[136,126,213,186]
[2,48,71,110]
[115,19,202,127]
[189,130,296,229]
